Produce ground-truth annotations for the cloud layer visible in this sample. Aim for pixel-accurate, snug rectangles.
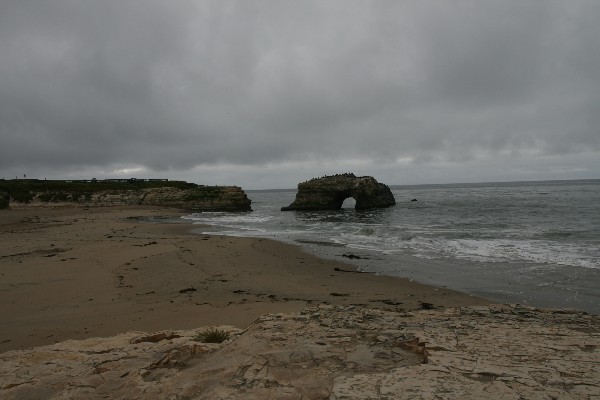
[1,1,599,187]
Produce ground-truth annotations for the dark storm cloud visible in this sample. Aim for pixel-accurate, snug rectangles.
[1,1,598,183]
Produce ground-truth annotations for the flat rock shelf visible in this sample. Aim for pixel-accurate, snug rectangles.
[1,304,598,399]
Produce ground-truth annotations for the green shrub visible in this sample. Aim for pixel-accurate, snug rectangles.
[193,328,230,343]
[0,190,9,209]
[37,191,73,202]
[10,188,34,203]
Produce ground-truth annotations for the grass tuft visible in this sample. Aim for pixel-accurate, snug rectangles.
[193,328,230,343]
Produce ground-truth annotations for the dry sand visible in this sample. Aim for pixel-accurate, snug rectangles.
[0,206,488,353]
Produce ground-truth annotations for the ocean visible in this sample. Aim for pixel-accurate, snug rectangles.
[183,179,600,314]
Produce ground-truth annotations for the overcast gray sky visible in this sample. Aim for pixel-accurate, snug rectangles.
[1,1,599,189]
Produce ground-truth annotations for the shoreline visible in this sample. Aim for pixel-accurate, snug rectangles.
[188,208,600,315]
[0,206,488,353]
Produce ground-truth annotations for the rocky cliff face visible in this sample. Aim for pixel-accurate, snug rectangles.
[8,186,252,212]
[1,304,598,399]
[141,186,252,211]
[282,173,396,211]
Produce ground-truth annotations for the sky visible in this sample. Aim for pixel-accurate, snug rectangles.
[1,1,599,189]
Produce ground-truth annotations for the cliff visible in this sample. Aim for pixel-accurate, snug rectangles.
[1,304,598,399]
[282,173,396,211]
[0,179,252,211]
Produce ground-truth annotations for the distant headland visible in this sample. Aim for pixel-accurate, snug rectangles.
[0,178,252,211]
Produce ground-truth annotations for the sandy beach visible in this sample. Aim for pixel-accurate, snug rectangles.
[3,206,600,399]
[0,206,488,353]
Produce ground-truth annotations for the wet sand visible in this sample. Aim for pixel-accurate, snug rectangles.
[0,206,488,352]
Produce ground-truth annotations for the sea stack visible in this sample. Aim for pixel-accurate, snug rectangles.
[281,173,395,211]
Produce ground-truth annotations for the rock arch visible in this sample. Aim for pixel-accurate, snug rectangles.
[281,173,396,211]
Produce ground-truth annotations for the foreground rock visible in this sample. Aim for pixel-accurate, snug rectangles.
[282,173,396,211]
[1,304,598,399]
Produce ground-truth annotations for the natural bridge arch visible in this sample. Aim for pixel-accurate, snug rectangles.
[281,173,396,211]
[341,196,356,208]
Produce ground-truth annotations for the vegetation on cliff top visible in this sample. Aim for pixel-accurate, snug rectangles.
[0,178,209,205]
[0,189,9,209]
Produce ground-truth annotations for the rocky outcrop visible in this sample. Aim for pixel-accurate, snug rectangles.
[282,173,395,211]
[143,186,252,211]
[1,304,598,399]
[5,185,252,212]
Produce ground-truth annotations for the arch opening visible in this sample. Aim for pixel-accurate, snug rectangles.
[341,197,356,209]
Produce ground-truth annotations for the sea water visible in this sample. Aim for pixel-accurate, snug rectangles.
[183,180,600,314]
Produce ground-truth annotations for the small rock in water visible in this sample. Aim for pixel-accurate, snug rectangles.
[342,253,366,260]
